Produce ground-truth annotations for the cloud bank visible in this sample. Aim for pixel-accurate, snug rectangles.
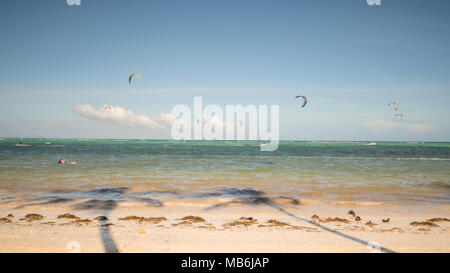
[72,104,175,130]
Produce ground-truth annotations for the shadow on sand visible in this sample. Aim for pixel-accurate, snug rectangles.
[13,187,167,253]
[203,187,396,253]
[11,186,395,253]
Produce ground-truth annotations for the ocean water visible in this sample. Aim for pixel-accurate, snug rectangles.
[0,139,449,206]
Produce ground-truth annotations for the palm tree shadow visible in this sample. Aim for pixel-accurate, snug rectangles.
[203,188,396,253]
[14,187,166,253]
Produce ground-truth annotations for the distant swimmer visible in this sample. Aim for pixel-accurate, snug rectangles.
[15,139,29,147]
[58,158,67,164]
[57,158,76,165]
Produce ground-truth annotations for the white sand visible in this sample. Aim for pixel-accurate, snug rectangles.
[0,200,449,253]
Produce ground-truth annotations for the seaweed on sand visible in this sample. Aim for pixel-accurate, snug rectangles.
[60,218,92,226]
[20,214,44,221]
[410,221,439,227]
[365,221,377,227]
[119,216,167,224]
[57,213,80,220]
[426,218,450,223]
[266,219,289,226]
[0,218,12,223]
[224,217,257,227]
[320,217,350,224]
[177,216,205,223]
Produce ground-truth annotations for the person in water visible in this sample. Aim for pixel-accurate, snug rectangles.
[58,158,67,164]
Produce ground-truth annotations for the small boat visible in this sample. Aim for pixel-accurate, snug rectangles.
[365,142,377,146]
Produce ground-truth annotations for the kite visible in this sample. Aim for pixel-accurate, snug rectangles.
[103,105,112,111]
[295,95,307,108]
[395,113,403,120]
[388,102,398,111]
[129,73,141,84]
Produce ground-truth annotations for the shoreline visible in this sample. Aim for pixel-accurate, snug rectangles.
[1,201,449,253]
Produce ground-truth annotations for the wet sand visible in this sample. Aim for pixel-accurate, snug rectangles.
[0,199,449,253]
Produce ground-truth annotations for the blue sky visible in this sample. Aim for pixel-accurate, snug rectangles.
[0,0,449,140]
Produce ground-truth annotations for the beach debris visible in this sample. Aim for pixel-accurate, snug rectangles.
[173,216,207,227]
[224,217,258,228]
[57,213,80,220]
[196,223,216,230]
[365,221,377,227]
[311,215,320,220]
[60,218,93,227]
[139,229,146,235]
[177,216,205,223]
[355,216,361,222]
[348,210,356,217]
[379,227,403,233]
[119,215,167,224]
[426,218,450,223]
[388,102,398,111]
[410,221,439,227]
[382,218,390,223]
[320,217,350,224]
[77,219,92,223]
[256,219,293,229]
[295,95,308,108]
[258,219,290,228]
[239,217,256,222]
[417,228,431,233]
[266,219,289,226]
[288,225,320,232]
[20,213,43,221]
[0,218,12,223]
[223,219,257,228]
[93,216,109,221]
[7,214,14,218]
[129,73,141,84]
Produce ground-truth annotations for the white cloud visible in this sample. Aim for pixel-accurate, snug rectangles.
[364,119,436,134]
[157,112,177,127]
[72,104,175,130]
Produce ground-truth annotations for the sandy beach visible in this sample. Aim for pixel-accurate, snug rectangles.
[1,198,449,253]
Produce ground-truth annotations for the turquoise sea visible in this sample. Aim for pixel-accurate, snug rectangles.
[0,139,449,206]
